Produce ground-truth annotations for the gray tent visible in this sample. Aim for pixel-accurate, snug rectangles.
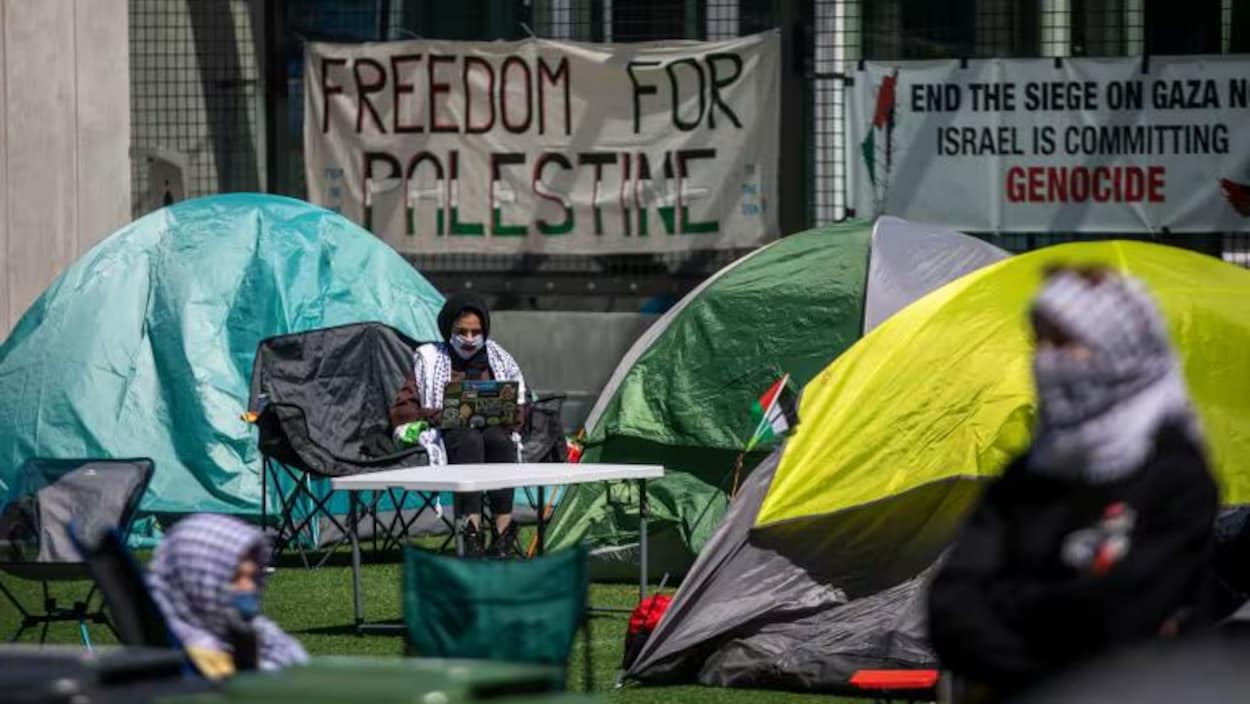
[625,445,938,691]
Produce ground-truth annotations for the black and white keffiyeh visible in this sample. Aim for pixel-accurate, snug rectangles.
[1027,270,1203,482]
[409,339,525,465]
[146,514,308,670]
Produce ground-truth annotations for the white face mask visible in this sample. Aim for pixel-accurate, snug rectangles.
[451,333,484,359]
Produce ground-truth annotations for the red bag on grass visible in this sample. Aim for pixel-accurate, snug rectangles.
[621,594,672,669]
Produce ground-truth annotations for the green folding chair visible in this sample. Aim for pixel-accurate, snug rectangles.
[403,545,592,691]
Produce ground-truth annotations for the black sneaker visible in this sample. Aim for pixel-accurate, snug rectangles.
[491,523,518,559]
[463,523,485,558]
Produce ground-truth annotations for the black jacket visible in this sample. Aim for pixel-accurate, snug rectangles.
[927,423,1219,691]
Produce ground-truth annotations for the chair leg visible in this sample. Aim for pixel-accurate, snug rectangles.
[0,577,31,620]
[103,616,122,643]
[270,465,311,558]
[82,585,112,648]
[383,488,416,550]
[272,466,326,567]
[79,620,93,651]
[39,582,54,645]
[268,462,327,565]
[384,490,441,553]
[286,472,323,555]
[281,477,356,570]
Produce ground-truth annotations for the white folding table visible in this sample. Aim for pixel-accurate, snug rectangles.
[330,462,665,633]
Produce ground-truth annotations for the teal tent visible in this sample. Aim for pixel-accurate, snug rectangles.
[0,194,444,520]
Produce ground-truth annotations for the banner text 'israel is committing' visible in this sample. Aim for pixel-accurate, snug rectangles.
[305,33,780,254]
[849,57,1250,232]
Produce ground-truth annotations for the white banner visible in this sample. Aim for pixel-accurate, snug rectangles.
[305,33,780,254]
[848,56,1250,232]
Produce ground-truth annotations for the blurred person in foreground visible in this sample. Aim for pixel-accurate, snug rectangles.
[927,265,1219,697]
[147,513,308,678]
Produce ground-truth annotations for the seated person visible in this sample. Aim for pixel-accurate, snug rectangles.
[146,513,308,678]
[390,292,528,557]
[927,266,1219,696]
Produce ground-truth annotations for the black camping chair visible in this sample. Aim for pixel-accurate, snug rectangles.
[496,393,567,558]
[248,322,441,567]
[521,394,569,465]
[0,458,155,647]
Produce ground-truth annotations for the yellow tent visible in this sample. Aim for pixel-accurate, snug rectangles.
[753,241,1250,596]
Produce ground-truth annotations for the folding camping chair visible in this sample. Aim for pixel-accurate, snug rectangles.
[402,544,593,691]
[72,525,180,651]
[0,458,154,647]
[249,322,443,567]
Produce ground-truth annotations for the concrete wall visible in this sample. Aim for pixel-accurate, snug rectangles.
[0,0,131,340]
[491,312,658,432]
[129,0,265,216]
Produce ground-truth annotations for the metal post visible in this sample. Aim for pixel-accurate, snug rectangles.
[1125,0,1144,55]
[349,492,364,631]
[1040,0,1072,58]
[638,478,648,602]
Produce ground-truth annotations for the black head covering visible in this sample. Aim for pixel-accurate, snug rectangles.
[437,292,491,342]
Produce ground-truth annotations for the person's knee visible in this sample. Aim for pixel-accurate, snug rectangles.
[456,492,484,516]
[482,428,517,462]
[489,489,514,515]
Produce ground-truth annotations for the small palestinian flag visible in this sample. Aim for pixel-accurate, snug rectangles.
[861,69,899,201]
[747,374,798,451]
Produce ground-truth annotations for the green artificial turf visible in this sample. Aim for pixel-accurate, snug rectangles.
[0,553,856,704]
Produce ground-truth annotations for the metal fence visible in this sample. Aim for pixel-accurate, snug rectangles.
[128,0,1250,309]
[130,0,265,216]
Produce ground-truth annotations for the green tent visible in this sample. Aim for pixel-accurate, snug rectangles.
[544,217,1007,577]
[0,194,444,520]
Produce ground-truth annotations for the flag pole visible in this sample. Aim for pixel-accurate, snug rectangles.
[745,373,790,453]
[729,451,746,499]
[734,373,791,497]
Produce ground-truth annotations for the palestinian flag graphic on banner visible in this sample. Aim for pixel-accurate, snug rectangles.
[747,374,798,451]
[861,69,899,214]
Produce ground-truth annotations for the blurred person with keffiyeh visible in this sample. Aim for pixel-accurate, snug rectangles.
[147,514,308,678]
[389,292,527,558]
[927,265,1219,696]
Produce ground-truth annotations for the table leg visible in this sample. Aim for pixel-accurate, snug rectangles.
[536,486,546,556]
[455,513,466,557]
[349,492,364,632]
[639,478,649,602]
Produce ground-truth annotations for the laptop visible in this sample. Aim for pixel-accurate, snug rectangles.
[439,380,520,430]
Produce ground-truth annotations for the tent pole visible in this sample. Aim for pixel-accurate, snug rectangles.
[639,478,648,602]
